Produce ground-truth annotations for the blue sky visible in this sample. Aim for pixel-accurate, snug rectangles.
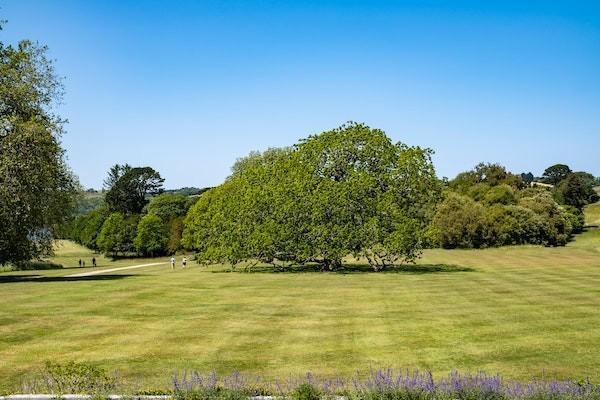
[2,0,599,189]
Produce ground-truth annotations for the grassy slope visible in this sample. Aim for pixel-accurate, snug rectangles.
[1,204,599,391]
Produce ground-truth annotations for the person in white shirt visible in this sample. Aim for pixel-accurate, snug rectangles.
[182,257,188,268]
[170,257,176,270]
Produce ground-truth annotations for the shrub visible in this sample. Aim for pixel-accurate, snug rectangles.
[432,193,485,248]
[482,205,543,246]
[292,383,321,400]
[10,261,63,271]
[22,361,117,395]
[519,192,573,246]
[482,184,516,205]
[97,213,139,257]
[563,206,585,234]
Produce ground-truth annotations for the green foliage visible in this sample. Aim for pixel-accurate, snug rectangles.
[7,260,63,271]
[450,163,524,194]
[96,213,138,256]
[482,205,543,246]
[542,164,572,185]
[0,39,79,265]
[184,123,441,271]
[432,192,485,248]
[436,162,597,248]
[103,163,131,191]
[434,189,576,248]
[482,184,517,205]
[520,172,534,185]
[168,216,185,254]
[292,383,321,400]
[554,172,599,209]
[518,192,572,246]
[563,206,585,234]
[69,208,108,249]
[146,193,189,220]
[135,214,169,256]
[145,193,194,254]
[25,361,117,395]
[105,166,164,214]
[174,388,249,400]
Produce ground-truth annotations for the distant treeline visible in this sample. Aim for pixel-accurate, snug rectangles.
[67,165,208,257]
[66,123,598,270]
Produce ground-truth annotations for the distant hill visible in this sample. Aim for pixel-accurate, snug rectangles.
[72,187,212,217]
[164,187,213,196]
[74,190,104,216]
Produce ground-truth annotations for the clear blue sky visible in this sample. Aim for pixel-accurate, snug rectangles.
[2,0,599,189]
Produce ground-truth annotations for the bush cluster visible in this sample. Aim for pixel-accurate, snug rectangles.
[433,163,586,248]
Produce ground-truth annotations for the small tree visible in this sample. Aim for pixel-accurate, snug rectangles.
[103,163,131,191]
[554,172,599,209]
[542,164,572,185]
[432,192,486,248]
[96,213,138,257]
[134,214,168,256]
[105,167,164,214]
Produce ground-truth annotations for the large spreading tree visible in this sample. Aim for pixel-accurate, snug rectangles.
[183,122,441,271]
[0,32,78,266]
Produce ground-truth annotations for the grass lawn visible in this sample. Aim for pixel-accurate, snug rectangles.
[1,203,599,392]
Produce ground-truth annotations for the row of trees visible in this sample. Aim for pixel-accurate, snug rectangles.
[183,123,442,271]
[68,166,197,257]
[69,132,598,266]
[432,163,589,248]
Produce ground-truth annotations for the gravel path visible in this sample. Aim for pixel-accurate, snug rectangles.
[66,262,168,277]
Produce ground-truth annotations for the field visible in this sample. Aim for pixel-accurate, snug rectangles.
[1,203,599,392]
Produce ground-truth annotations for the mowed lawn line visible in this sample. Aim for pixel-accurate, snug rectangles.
[0,204,599,391]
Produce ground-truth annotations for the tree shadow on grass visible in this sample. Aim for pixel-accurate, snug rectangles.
[211,263,474,274]
[0,274,136,283]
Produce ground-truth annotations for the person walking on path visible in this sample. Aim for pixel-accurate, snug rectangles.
[92,257,96,268]
[182,257,187,268]
[170,256,176,270]
[78,259,82,268]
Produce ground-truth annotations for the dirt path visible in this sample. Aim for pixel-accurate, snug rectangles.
[66,262,168,277]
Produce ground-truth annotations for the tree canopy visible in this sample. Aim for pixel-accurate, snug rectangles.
[0,37,78,266]
[183,122,441,271]
[542,164,572,185]
[105,167,164,214]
